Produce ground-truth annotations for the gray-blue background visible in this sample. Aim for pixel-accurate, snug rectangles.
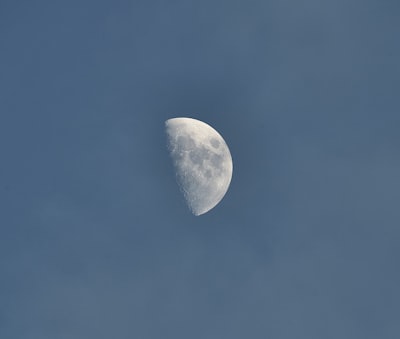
[1,0,399,338]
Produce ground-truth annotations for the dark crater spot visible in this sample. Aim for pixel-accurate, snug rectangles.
[189,147,211,165]
[210,138,220,148]
[211,153,224,167]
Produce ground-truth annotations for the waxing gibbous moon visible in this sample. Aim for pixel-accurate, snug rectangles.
[165,117,233,216]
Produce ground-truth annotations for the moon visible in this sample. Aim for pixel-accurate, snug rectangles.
[165,117,233,216]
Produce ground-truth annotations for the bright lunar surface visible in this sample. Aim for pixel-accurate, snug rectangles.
[165,117,233,216]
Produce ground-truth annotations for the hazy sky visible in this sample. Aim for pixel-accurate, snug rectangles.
[1,0,399,338]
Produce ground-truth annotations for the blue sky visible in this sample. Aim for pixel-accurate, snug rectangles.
[1,0,399,338]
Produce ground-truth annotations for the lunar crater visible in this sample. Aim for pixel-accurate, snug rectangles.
[210,138,220,148]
